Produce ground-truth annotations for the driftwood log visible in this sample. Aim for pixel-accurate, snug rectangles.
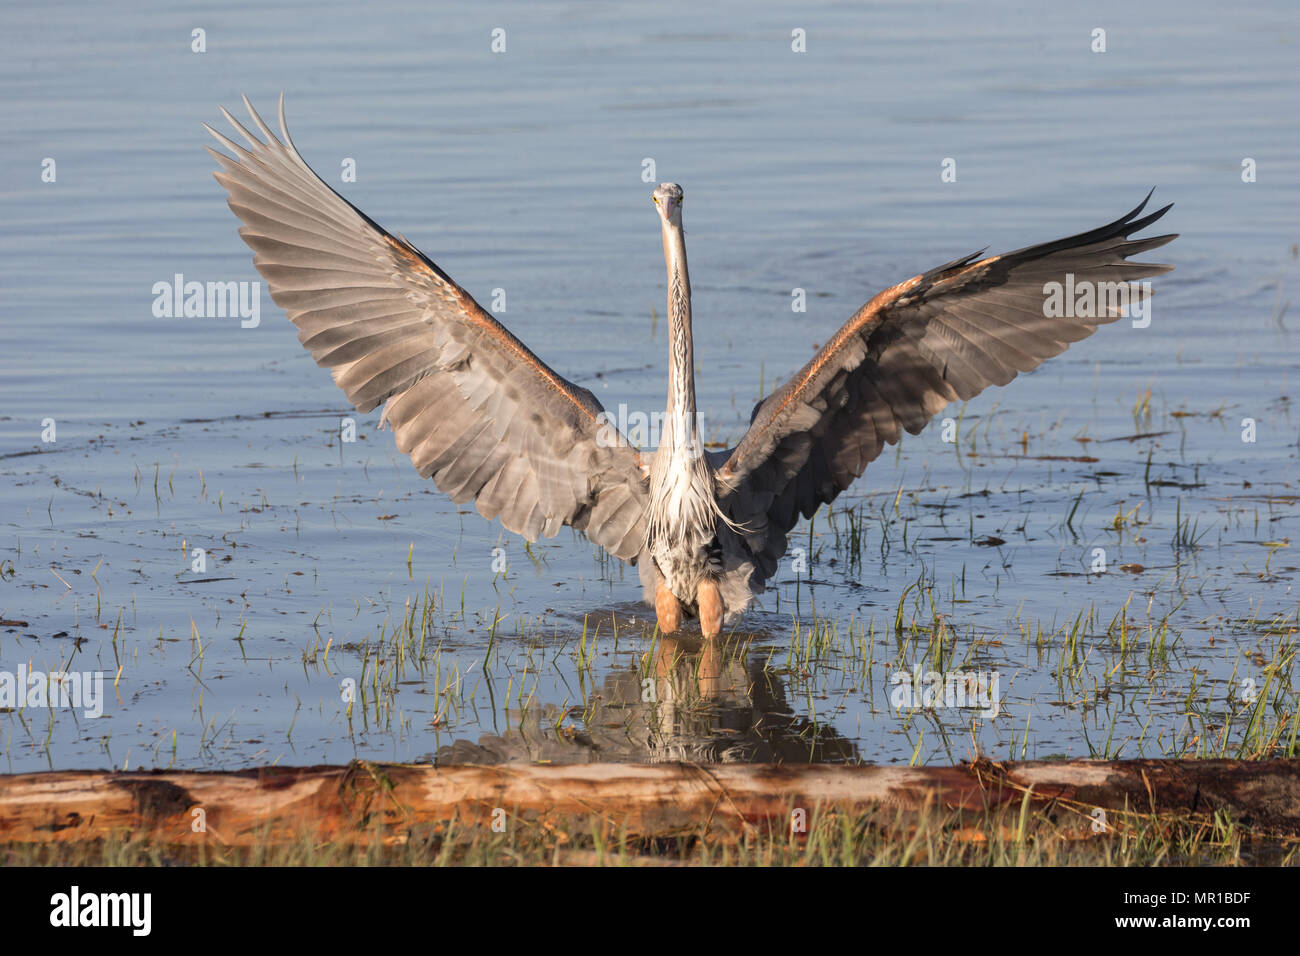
[0,759,1296,845]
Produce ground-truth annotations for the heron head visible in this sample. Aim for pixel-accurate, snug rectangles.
[653,183,684,225]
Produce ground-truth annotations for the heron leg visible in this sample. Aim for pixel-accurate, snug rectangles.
[697,579,723,639]
[655,581,682,634]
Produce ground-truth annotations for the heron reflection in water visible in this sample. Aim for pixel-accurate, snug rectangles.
[435,623,857,765]
[208,97,1175,639]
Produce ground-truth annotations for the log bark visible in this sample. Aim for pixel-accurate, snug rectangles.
[0,758,1295,845]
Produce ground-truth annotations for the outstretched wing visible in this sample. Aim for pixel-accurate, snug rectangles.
[206,96,648,560]
[717,192,1176,577]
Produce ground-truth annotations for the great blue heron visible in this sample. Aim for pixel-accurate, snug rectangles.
[207,97,1176,640]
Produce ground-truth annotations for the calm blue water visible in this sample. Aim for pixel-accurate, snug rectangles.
[1,0,1297,770]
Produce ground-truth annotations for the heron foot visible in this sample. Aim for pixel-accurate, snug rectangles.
[697,579,723,639]
[655,582,682,634]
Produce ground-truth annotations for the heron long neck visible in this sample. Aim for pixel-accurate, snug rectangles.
[647,213,726,557]
[661,220,699,451]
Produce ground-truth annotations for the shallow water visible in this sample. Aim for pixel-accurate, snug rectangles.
[1,0,1298,771]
